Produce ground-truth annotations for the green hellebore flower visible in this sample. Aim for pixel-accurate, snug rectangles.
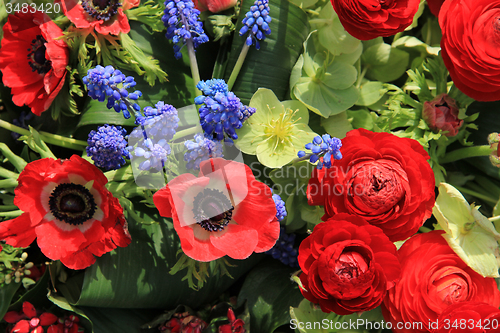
[433,182,500,278]
[235,88,317,168]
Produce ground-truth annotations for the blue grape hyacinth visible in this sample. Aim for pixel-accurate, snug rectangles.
[140,101,180,142]
[239,0,272,50]
[266,227,298,268]
[162,0,209,59]
[272,193,287,222]
[298,134,342,169]
[87,125,131,171]
[184,133,224,170]
[82,65,142,120]
[195,79,256,141]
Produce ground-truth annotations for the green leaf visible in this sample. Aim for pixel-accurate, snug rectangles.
[223,0,310,104]
[0,283,21,320]
[320,112,352,139]
[289,299,342,333]
[125,1,165,32]
[57,204,261,309]
[346,109,374,130]
[237,259,303,333]
[355,81,388,106]
[82,306,161,333]
[361,43,409,82]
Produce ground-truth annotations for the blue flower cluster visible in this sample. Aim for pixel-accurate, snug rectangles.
[272,193,287,222]
[82,65,142,120]
[162,0,209,59]
[127,101,180,173]
[298,134,342,169]
[87,125,131,171]
[267,227,298,268]
[239,0,272,50]
[184,133,224,170]
[194,79,256,141]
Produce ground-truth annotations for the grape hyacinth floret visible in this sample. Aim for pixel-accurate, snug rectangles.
[272,193,287,222]
[195,79,256,141]
[266,227,298,268]
[82,65,142,120]
[298,134,342,169]
[184,133,224,170]
[87,125,131,171]
[162,0,209,59]
[130,137,171,172]
[140,101,180,142]
[239,0,272,50]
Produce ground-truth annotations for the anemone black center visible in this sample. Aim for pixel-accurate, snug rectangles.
[49,183,97,225]
[27,35,51,75]
[81,0,121,21]
[192,188,234,232]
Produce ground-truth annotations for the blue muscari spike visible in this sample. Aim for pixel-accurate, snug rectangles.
[162,0,209,59]
[272,193,287,222]
[183,133,224,170]
[87,125,131,171]
[266,226,299,268]
[195,79,256,141]
[239,0,271,50]
[298,134,342,169]
[82,65,143,123]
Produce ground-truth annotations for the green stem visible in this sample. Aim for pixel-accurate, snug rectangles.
[172,126,199,141]
[187,39,201,98]
[0,119,87,150]
[419,226,433,233]
[489,215,500,222]
[104,165,134,182]
[0,205,18,212]
[440,145,493,164]
[355,66,368,88]
[308,18,331,25]
[227,43,250,91]
[0,179,18,188]
[0,210,23,218]
[454,186,497,204]
[0,166,19,180]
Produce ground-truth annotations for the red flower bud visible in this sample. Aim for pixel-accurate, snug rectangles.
[195,0,237,13]
[422,93,463,137]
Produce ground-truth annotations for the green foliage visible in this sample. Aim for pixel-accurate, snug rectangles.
[361,43,409,83]
[125,1,166,32]
[237,259,303,333]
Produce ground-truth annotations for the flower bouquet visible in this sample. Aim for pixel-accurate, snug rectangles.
[1,0,500,331]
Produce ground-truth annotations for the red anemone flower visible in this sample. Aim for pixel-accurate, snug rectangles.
[0,11,69,116]
[4,301,58,333]
[153,158,280,262]
[59,0,140,35]
[0,155,131,270]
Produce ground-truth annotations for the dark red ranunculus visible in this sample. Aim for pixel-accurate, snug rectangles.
[298,213,401,315]
[153,158,280,262]
[0,11,69,116]
[0,155,131,270]
[422,93,463,137]
[307,129,435,242]
[427,0,445,17]
[59,0,139,35]
[330,0,421,41]
[433,302,500,333]
[439,0,500,101]
[382,231,500,333]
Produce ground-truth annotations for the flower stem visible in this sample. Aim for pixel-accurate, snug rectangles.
[0,119,87,150]
[440,145,494,164]
[0,210,23,218]
[172,126,199,141]
[227,43,250,91]
[454,185,497,204]
[0,166,19,180]
[0,179,18,188]
[355,66,368,89]
[187,39,201,98]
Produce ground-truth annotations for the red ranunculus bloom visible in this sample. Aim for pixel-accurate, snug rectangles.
[0,11,69,116]
[298,213,401,315]
[195,0,237,13]
[422,93,463,137]
[4,301,58,333]
[439,0,500,101]
[0,155,131,270]
[427,0,445,17]
[382,231,500,333]
[219,308,246,333]
[153,158,280,262]
[433,302,500,333]
[330,0,420,41]
[307,129,435,242]
[59,0,140,35]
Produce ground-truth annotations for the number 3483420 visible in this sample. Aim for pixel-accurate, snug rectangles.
[5,2,61,14]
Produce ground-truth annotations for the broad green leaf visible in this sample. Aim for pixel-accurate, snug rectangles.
[237,259,303,333]
[362,43,409,82]
[315,3,361,57]
[320,112,353,139]
[288,0,319,9]
[294,82,359,117]
[56,203,261,308]
[289,299,342,333]
[223,0,310,104]
[355,81,388,106]
[346,109,374,130]
[433,183,500,277]
[81,306,162,333]
[0,283,21,320]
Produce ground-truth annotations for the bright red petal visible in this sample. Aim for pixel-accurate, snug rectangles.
[22,302,37,318]
[11,320,30,333]
[0,213,37,248]
[39,313,58,326]
[35,221,89,261]
[210,224,259,259]
[3,311,25,323]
